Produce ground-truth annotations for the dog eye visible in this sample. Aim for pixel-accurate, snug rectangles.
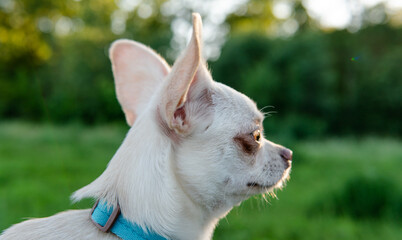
[252,130,261,143]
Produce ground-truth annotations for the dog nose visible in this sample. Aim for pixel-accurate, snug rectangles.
[280,148,293,161]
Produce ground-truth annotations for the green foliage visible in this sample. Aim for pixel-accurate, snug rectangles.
[335,176,402,220]
[211,25,402,138]
[311,175,402,221]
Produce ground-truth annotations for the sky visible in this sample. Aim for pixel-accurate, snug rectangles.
[299,0,402,28]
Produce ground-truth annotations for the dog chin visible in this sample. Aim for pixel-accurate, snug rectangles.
[247,167,292,194]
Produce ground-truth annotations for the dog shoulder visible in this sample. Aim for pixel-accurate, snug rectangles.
[0,209,119,240]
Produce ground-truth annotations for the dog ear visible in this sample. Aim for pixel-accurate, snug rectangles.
[159,13,213,136]
[110,39,170,126]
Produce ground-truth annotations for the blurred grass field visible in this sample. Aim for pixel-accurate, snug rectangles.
[0,121,401,239]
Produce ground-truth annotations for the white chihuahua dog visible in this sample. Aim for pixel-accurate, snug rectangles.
[1,13,292,240]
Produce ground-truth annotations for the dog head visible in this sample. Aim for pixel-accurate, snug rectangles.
[109,13,292,214]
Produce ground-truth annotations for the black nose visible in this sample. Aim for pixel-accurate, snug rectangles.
[280,148,293,161]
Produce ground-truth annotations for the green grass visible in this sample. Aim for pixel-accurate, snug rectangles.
[0,122,401,239]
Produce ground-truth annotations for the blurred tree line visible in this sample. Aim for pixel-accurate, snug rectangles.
[0,0,401,138]
[0,0,172,123]
[212,25,402,138]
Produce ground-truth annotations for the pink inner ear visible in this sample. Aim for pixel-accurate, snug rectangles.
[110,40,170,126]
[174,106,186,121]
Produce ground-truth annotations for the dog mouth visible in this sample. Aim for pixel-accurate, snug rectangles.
[247,166,291,191]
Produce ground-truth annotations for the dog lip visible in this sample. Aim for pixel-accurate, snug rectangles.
[284,160,292,169]
[247,182,272,188]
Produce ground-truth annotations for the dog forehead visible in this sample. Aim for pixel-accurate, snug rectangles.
[212,82,262,127]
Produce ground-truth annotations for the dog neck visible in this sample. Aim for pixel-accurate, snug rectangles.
[73,109,229,240]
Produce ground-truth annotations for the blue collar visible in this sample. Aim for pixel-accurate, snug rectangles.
[90,200,168,240]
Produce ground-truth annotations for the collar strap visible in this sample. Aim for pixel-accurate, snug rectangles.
[90,200,168,240]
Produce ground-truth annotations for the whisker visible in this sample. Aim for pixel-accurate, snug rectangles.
[262,110,277,117]
[259,106,275,113]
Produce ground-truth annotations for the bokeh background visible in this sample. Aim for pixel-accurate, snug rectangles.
[0,0,401,239]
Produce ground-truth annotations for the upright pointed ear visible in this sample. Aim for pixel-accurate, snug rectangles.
[160,13,213,136]
[110,40,170,126]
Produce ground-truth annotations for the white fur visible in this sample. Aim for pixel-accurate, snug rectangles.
[1,13,292,240]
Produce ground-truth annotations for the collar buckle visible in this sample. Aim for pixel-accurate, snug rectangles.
[90,199,121,232]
